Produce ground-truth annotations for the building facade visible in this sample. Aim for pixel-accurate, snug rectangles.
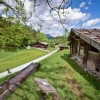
[68,29,100,76]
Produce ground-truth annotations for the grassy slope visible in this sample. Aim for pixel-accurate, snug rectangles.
[48,45,58,51]
[5,50,100,100]
[0,48,47,73]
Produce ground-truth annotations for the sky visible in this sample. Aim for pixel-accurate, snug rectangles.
[0,0,100,37]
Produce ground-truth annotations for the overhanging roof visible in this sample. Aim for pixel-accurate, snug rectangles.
[69,28,100,51]
[40,42,48,45]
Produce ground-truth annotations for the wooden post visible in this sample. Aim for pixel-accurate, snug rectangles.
[77,40,81,55]
[72,39,77,55]
[41,92,46,100]
[78,40,81,56]
[7,68,11,74]
[71,40,74,55]
[53,93,59,100]
[72,39,76,55]
[70,42,72,55]
[83,43,90,67]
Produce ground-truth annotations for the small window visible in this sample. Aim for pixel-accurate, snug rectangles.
[95,68,99,72]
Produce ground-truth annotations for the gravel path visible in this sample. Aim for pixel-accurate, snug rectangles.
[0,49,59,79]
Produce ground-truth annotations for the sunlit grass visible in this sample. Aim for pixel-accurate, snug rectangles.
[2,50,100,100]
[0,48,47,73]
[47,45,58,51]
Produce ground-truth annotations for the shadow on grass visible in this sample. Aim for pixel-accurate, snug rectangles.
[61,53,100,90]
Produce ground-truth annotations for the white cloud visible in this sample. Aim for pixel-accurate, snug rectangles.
[79,2,86,8]
[94,26,100,29]
[63,7,90,22]
[26,4,90,36]
[84,7,88,9]
[79,2,89,10]
[0,5,4,10]
[1,14,7,18]
[24,0,32,12]
[0,0,91,37]
[83,18,100,27]
[88,0,92,4]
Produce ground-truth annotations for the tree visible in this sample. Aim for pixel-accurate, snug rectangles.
[0,0,27,22]
[0,0,72,29]
[49,40,55,48]
[0,0,72,49]
[53,36,68,46]
[32,30,48,43]
[0,16,33,49]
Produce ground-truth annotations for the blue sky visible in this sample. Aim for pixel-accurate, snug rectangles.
[0,0,100,36]
[71,0,100,29]
[72,0,100,18]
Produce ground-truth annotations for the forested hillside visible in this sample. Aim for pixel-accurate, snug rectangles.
[0,16,48,49]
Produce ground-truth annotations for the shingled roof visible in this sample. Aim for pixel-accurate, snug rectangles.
[69,28,100,51]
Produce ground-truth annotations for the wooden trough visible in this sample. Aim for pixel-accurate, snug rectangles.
[0,63,40,100]
[35,78,59,100]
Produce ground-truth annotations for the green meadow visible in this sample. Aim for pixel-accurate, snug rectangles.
[0,48,47,73]
[3,50,100,100]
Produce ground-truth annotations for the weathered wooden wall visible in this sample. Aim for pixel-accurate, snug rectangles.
[33,43,48,49]
[87,51,100,73]
[72,39,78,55]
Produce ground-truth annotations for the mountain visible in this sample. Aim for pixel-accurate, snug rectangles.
[46,34,54,39]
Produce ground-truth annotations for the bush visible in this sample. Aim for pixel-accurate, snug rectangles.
[49,41,55,48]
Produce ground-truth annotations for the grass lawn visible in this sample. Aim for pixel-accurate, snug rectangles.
[2,50,100,100]
[0,48,47,73]
[47,45,58,51]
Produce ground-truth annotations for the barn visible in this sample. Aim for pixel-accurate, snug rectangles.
[33,42,48,49]
[59,44,69,50]
[68,28,100,76]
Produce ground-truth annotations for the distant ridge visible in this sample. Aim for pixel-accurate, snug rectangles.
[46,34,54,39]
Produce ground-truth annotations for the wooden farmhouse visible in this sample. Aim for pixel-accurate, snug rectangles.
[68,28,100,76]
[59,44,69,50]
[33,42,48,49]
